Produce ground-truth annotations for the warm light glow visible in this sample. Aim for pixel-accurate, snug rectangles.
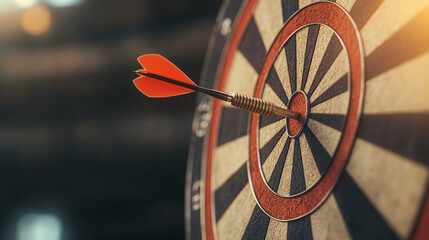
[21,5,51,36]
[16,213,62,240]
[14,0,38,8]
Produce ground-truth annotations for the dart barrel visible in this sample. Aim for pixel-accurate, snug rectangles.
[230,93,298,118]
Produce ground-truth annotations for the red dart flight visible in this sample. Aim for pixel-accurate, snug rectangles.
[133,54,197,97]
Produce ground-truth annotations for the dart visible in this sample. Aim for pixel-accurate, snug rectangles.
[133,54,299,119]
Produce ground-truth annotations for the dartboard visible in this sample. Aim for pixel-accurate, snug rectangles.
[186,0,429,239]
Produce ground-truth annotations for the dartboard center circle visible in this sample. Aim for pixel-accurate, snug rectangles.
[286,91,309,138]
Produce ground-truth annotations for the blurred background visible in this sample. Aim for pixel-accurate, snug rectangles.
[0,0,221,239]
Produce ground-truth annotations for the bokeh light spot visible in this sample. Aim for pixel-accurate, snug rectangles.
[16,213,62,240]
[14,0,38,8]
[21,5,52,36]
[44,0,82,8]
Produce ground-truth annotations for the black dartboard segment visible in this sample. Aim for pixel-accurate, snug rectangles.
[186,0,429,239]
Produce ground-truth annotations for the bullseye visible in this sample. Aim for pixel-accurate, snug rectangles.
[286,91,309,138]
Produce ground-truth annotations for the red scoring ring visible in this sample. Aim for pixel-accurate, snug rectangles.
[249,2,363,220]
[286,91,309,138]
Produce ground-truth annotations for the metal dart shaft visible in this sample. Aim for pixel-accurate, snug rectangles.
[229,93,298,119]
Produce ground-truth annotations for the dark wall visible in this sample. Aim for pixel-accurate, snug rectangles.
[0,0,221,239]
